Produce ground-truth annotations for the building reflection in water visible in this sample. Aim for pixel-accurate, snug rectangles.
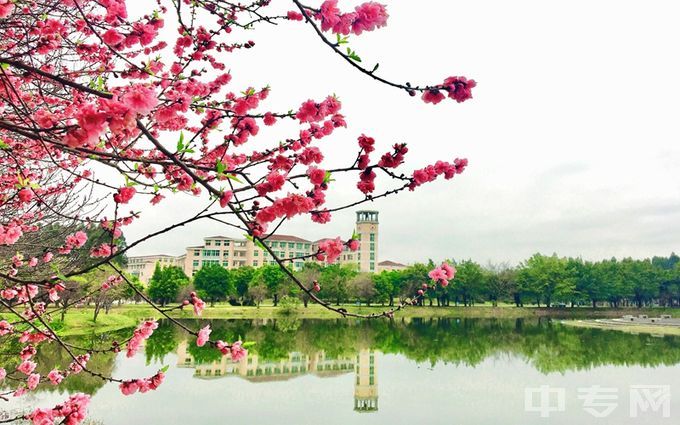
[176,342,378,412]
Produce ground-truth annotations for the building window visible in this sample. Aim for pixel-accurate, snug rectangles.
[205,240,211,246]
[193,260,199,267]
[370,262,375,271]
[370,233,375,242]
[193,250,200,256]
[370,243,375,251]
[215,240,221,246]
[223,251,229,257]
[304,243,311,249]
[271,242,278,248]
[370,253,375,261]
[254,251,259,256]
[296,243,303,249]
[253,261,258,267]
[202,249,220,257]
[288,242,295,248]
[222,261,229,267]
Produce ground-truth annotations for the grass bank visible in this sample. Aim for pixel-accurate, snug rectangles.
[3,303,677,336]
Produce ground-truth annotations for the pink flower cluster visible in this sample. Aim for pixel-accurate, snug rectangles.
[295,96,342,123]
[101,275,123,290]
[314,1,388,35]
[422,77,477,105]
[119,371,165,396]
[0,224,23,245]
[189,292,205,316]
[216,340,248,362]
[254,194,315,234]
[409,158,468,190]
[58,231,88,254]
[196,325,211,347]
[317,237,344,263]
[126,320,158,358]
[428,263,456,287]
[28,393,90,425]
[113,186,136,204]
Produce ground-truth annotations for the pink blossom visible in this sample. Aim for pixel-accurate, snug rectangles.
[0,368,5,380]
[196,325,211,347]
[230,341,248,362]
[219,191,233,208]
[312,281,321,292]
[47,369,64,385]
[287,11,304,21]
[113,186,136,204]
[190,292,205,316]
[307,167,326,186]
[441,262,456,279]
[102,28,125,46]
[351,2,389,35]
[28,408,53,425]
[122,86,158,115]
[17,360,37,375]
[422,89,445,105]
[348,239,360,251]
[28,257,38,267]
[0,320,12,335]
[27,373,40,390]
[43,252,53,263]
[119,380,139,396]
[318,237,344,263]
[0,0,15,18]
[18,188,34,203]
[443,76,477,103]
[126,320,158,357]
[311,210,332,224]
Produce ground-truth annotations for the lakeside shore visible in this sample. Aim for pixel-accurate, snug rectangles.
[3,303,678,336]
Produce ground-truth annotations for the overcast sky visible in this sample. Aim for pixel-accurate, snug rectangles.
[122,0,680,266]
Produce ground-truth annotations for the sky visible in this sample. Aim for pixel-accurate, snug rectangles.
[122,0,680,266]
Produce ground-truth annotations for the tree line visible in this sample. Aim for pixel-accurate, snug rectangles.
[143,252,680,309]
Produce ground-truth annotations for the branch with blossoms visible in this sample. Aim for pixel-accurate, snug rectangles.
[0,0,475,422]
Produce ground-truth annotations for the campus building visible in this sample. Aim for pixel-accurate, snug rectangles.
[126,210,403,280]
[175,340,379,412]
[182,234,314,276]
[126,254,185,282]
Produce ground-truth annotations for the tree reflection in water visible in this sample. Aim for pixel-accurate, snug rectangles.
[3,317,680,414]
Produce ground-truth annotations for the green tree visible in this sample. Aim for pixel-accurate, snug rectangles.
[193,263,234,306]
[232,266,256,305]
[451,260,485,306]
[147,264,189,306]
[319,264,356,305]
[295,262,322,307]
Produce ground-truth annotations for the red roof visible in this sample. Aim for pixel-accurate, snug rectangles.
[379,260,407,267]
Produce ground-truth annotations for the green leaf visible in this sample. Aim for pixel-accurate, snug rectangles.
[216,161,226,175]
[0,63,9,70]
[225,174,242,184]
[160,365,169,373]
[176,132,185,152]
[242,341,256,348]
[0,139,10,150]
[372,63,380,73]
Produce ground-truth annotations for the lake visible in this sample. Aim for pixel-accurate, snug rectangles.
[3,317,680,424]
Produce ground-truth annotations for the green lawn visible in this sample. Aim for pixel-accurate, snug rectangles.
[2,302,677,336]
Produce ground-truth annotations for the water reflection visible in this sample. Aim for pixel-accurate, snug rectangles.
[3,317,680,425]
[177,341,379,411]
